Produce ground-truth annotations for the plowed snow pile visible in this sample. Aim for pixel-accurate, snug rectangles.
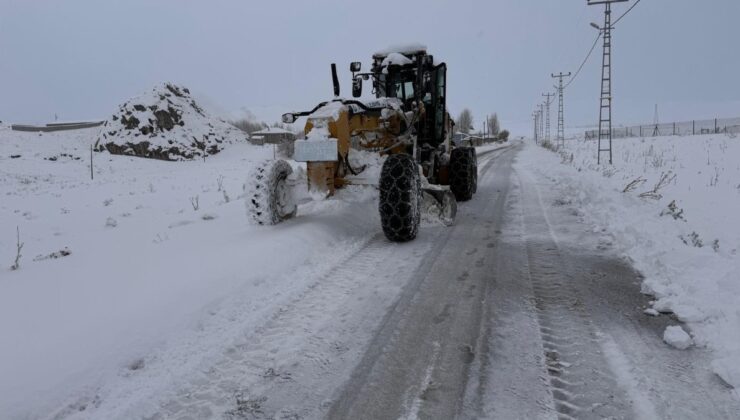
[98,83,246,160]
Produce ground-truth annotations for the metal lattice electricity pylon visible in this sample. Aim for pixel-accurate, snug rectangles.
[589,0,628,164]
[542,93,555,143]
[552,72,571,148]
[538,104,545,142]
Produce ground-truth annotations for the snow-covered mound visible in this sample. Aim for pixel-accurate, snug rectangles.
[98,83,246,160]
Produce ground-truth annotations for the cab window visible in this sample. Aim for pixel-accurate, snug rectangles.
[392,80,415,101]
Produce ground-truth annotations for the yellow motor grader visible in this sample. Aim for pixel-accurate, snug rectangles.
[246,46,478,242]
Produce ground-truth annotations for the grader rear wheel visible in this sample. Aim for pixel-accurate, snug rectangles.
[379,154,421,242]
[470,147,478,194]
[449,147,477,202]
[246,159,297,225]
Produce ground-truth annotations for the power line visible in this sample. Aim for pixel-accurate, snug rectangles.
[566,0,640,90]
[564,32,602,89]
[613,0,642,26]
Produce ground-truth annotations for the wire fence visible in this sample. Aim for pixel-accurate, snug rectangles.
[584,116,740,140]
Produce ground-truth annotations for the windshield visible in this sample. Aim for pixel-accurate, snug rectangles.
[382,70,416,101]
[392,80,415,101]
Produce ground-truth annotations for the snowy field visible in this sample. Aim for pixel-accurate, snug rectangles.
[0,123,506,418]
[523,134,740,393]
[0,125,384,418]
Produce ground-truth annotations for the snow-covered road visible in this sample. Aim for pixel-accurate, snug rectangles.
[3,130,739,419]
[115,143,740,419]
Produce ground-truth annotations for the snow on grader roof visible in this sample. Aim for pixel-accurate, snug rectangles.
[381,53,413,70]
[373,43,428,58]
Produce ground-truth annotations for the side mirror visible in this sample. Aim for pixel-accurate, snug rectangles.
[352,76,363,98]
[350,62,361,73]
[282,113,297,124]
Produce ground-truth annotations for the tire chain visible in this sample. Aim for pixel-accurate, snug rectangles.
[379,154,421,242]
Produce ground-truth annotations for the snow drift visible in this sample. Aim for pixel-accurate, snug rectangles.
[98,83,246,160]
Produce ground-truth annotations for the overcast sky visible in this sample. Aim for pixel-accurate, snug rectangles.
[1,0,739,136]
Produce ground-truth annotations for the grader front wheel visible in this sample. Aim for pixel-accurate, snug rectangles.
[379,154,422,242]
[246,160,297,225]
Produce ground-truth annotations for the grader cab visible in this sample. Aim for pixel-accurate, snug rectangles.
[246,46,478,242]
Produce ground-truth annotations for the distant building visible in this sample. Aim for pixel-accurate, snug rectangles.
[250,135,266,146]
[250,127,295,145]
[452,132,483,147]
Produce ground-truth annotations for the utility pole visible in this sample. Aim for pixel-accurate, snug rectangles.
[552,72,571,148]
[533,112,539,144]
[652,103,660,136]
[538,104,545,142]
[484,115,488,142]
[542,93,555,143]
[589,0,628,164]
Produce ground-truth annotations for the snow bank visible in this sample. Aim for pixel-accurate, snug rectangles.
[98,83,246,160]
[521,134,740,389]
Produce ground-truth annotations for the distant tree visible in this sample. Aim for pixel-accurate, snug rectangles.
[488,113,500,136]
[230,118,268,134]
[498,129,510,142]
[457,109,474,134]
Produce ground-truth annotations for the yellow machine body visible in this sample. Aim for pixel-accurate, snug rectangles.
[303,106,405,195]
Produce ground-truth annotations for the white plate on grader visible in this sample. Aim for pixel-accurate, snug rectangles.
[246,47,478,242]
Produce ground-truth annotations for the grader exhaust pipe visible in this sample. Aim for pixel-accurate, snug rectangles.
[331,63,340,98]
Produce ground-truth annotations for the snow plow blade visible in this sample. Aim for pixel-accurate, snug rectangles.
[422,187,457,227]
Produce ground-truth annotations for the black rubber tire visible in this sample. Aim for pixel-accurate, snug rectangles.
[450,147,476,201]
[246,159,296,225]
[470,147,478,194]
[379,154,421,242]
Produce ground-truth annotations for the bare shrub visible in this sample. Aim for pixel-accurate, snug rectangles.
[680,231,703,248]
[623,177,646,193]
[709,167,720,187]
[660,200,685,220]
[190,195,200,211]
[651,153,665,168]
[10,226,23,271]
[639,171,676,200]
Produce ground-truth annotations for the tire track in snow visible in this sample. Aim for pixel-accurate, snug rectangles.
[516,169,636,420]
[141,232,443,419]
[328,145,519,420]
